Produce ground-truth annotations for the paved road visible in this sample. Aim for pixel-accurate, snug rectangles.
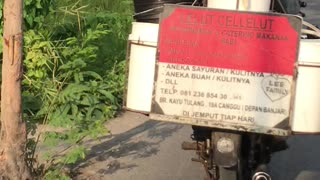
[74,113,204,180]
[74,1,320,179]
[74,112,320,180]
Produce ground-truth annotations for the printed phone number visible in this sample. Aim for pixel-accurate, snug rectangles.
[180,90,228,99]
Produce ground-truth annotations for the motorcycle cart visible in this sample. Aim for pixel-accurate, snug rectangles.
[124,0,320,179]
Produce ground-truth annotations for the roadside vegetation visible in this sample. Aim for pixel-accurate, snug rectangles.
[0,0,133,179]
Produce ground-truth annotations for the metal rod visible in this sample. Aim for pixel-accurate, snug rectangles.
[276,0,287,13]
[236,0,240,10]
[271,0,275,11]
[297,62,320,68]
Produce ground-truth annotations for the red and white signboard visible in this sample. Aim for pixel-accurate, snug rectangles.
[150,5,301,135]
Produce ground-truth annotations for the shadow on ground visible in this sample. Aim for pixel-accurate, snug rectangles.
[270,135,320,180]
[72,120,184,176]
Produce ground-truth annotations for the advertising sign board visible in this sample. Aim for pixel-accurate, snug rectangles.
[150,5,302,136]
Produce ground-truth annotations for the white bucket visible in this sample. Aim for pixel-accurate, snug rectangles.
[125,22,159,113]
[291,39,320,133]
[207,0,271,12]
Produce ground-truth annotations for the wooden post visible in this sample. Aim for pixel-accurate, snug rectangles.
[0,0,31,179]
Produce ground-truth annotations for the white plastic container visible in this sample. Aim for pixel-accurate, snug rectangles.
[207,0,271,12]
[125,22,159,113]
[292,39,320,133]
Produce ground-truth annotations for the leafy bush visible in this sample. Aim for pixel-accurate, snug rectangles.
[1,0,133,178]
